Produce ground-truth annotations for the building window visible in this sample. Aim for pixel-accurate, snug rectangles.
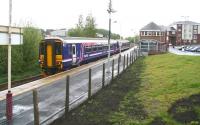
[193,35,197,39]
[194,25,198,30]
[145,31,147,36]
[193,30,197,34]
[178,29,181,32]
[178,24,182,27]
[148,31,152,36]
[153,32,156,36]
[157,32,160,36]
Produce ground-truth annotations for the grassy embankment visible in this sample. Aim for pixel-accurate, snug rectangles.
[0,68,41,84]
[52,53,200,125]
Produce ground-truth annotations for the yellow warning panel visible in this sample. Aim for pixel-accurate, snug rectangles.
[47,44,53,67]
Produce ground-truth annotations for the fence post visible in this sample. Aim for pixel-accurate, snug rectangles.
[132,51,134,62]
[123,55,125,70]
[127,54,128,67]
[112,59,114,80]
[88,68,92,98]
[65,75,70,117]
[130,52,131,64]
[33,89,39,125]
[118,55,120,75]
[102,63,105,88]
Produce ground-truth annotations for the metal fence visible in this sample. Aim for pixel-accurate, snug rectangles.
[0,48,140,125]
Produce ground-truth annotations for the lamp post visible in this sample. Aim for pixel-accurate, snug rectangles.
[6,0,13,123]
[107,0,116,73]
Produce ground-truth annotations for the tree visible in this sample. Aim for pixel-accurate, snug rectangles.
[68,14,97,37]
[126,35,139,43]
[68,15,85,37]
[96,29,120,39]
[83,14,97,37]
[22,27,42,70]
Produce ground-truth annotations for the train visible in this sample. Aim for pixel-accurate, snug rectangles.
[39,37,130,74]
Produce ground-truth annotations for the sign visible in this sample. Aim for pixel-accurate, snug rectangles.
[0,25,23,45]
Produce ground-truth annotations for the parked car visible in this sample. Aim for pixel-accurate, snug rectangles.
[190,47,200,52]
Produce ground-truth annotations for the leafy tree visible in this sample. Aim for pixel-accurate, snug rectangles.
[126,35,139,43]
[68,15,85,37]
[96,29,120,39]
[83,14,97,37]
[22,27,42,70]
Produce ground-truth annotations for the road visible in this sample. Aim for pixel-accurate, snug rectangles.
[0,48,136,125]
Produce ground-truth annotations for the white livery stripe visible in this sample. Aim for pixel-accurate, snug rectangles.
[62,59,72,62]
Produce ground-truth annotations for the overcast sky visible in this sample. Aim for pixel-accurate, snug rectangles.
[0,0,200,37]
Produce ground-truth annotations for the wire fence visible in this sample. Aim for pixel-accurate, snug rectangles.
[0,48,140,125]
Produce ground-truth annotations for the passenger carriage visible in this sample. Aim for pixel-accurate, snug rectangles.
[39,37,130,75]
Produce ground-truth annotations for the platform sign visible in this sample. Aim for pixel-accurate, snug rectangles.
[0,25,23,45]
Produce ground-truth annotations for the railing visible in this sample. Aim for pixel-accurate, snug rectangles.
[0,48,140,125]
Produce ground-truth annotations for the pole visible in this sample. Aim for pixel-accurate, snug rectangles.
[107,13,111,73]
[7,0,13,123]
[33,90,40,125]
[65,76,70,117]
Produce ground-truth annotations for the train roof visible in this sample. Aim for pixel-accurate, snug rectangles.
[44,36,129,44]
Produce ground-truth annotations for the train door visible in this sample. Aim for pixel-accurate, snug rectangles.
[72,44,77,64]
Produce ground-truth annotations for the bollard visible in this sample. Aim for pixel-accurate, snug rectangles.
[117,55,120,75]
[33,89,39,125]
[65,75,70,117]
[123,55,125,70]
[102,63,105,88]
[88,68,92,98]
[112,59,114,80]
[6,91,12,124]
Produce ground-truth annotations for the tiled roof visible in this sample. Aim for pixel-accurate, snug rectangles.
[140,22,162,31]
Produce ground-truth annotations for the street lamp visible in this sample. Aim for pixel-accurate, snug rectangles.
[107,0,116,73]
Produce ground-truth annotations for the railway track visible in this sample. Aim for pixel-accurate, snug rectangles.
[0,75,42,91]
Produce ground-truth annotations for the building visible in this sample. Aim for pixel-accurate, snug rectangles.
[170,21,200,45]
[140,22,167,43]
[140,21,200,46]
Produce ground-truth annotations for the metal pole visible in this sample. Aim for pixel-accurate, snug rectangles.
[7,0,13,123]
[107,13,111,73]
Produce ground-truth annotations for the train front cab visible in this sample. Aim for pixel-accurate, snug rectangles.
[39,39,63,75]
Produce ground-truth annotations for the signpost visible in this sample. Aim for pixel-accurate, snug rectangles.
[0,0,23,123]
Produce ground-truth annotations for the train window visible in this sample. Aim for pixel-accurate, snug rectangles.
[85,46,92,53]
[39,42,45,55]
[93,46,97,51]
[98,46,103,51]
[72,45,76,55]
[56,42,62,55]
[104,46,108,50]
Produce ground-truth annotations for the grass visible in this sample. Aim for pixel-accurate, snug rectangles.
[51,53,200,125]
[0,67,41,84]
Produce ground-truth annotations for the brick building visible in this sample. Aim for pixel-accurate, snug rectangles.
[139,21,200,46]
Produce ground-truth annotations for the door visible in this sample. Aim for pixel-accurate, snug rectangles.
[47,44,53,67]
[72,44,77,64]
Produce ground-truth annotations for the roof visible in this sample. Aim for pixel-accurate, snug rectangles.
[44,36,130,44]
[170,21,200,26]
[140,22,162,31]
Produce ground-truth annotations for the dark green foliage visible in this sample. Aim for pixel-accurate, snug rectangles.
[96,29,120,39]
[0,46,7,74]
[0,26,42,81]
[126,35,140,43]
[22,27,42,70]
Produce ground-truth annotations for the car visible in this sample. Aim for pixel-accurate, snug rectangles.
[190,46,200,52]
